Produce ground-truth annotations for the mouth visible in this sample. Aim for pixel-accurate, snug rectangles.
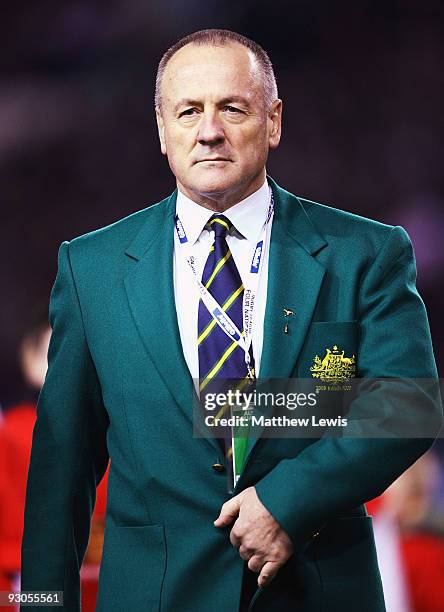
[195,158,231,164]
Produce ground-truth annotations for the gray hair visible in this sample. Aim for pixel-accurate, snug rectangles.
[155,29,278,111]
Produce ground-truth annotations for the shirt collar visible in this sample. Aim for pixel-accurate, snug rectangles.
[175,178,270,245]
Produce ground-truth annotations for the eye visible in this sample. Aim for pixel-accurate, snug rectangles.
[179,108,198,118]
[224,106,243,114]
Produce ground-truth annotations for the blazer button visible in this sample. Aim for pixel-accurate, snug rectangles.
[212,461,225,473]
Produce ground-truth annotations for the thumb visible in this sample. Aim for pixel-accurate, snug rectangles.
[214,495,241,527]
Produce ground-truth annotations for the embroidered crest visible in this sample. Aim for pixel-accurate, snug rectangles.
[310,345,356,383]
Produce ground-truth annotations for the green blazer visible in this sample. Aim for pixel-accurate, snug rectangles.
[21,177,442,612]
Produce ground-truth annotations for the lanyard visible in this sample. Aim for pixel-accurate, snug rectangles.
[174,188,274,377]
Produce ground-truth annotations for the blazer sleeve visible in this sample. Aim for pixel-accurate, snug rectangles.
[20,241,109,611]
[255,226,443,549]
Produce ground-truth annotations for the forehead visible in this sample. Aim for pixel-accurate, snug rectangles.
[161,42,261,104]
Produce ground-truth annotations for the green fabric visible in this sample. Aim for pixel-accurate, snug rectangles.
[234,436,248,478]
[20,176,442,612]
[233,412,250,478]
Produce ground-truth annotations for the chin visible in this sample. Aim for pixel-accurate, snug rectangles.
[191,170,236,196]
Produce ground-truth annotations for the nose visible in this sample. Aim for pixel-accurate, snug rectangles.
[197,110,225,146]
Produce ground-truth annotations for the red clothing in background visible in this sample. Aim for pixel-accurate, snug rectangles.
[368,495,444,612]
[401,532,444,612]
[0,402,108,612]
[0,403,35,581]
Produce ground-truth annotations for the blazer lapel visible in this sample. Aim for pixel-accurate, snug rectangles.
[241,178,328,470]
[260,178,328,379]
[123,191,221,456]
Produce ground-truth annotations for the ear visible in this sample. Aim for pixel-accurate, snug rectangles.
[155,106,167,155]
[268,99,282,150]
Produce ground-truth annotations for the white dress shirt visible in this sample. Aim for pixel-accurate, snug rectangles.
[173,178,272,383]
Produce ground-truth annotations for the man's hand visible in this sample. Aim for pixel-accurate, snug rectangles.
[214,486,294,588]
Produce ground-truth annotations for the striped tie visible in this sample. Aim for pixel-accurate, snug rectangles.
[198,214,254,486]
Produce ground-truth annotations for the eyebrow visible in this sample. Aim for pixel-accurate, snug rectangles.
[173,96,251,114]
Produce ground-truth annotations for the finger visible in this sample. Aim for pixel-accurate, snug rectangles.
[239,545,254,561]
[247,555,264,573]
[258,561,281,588]
[214,495,241,527]
[229,527,241,548]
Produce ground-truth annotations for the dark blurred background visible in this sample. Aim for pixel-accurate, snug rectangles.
[1,0,443,399]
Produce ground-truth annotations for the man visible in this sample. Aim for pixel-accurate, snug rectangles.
[21,29,442,611]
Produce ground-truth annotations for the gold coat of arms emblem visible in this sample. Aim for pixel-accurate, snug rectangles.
[310,345,356,383]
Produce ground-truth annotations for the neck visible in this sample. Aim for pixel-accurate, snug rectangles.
[176,170,266,212]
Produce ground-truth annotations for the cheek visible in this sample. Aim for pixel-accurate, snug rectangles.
[164,133,189,166]
[236,122,267,146]
[236,130,268,163]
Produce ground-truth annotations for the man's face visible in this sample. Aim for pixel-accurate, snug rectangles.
[156,42,281,208]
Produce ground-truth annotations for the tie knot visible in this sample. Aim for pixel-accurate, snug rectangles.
[208,214,232,239]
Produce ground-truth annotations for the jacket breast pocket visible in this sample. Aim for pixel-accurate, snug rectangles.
[298,321,360,379]
[96,524,166,612]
